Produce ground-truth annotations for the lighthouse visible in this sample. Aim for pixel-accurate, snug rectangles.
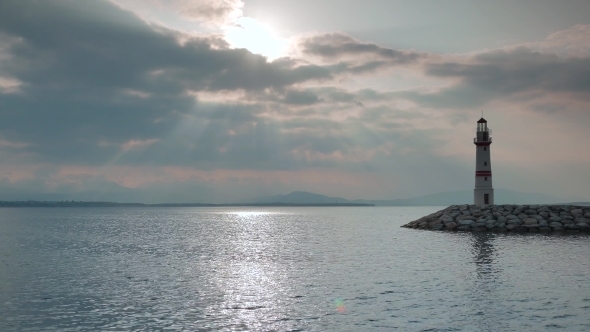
[474,117,494,205]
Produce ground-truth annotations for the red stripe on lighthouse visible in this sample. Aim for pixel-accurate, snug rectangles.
[475,171,492,176]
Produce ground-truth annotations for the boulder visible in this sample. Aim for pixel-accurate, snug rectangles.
[456,215,476,221]
[549,216,562,222]
[549,222,563,229]
[576,222,589,230]
[571,209,583,215]
[431,224,444,230]
[525,209,537,215]
[539,212,549,218]
[506,214,519,220]
[457,225,471,231]
[458,220,475,226]
[523,218,538,225]
[497,216,507,223]
[445,222,458,230]
[441,216,454,223]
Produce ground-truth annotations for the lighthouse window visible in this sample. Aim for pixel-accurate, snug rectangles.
[484,162,487,166]
[484,147,487,151]
[485,177,488,181]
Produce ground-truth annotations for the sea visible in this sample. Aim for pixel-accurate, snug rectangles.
[0,206,589,331]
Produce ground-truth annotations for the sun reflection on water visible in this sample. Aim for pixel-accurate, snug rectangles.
[204,209,297,329]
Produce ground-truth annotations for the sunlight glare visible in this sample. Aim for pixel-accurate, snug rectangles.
[225,17,286,60]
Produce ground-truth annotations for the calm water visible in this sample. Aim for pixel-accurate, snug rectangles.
[1,207,589,331]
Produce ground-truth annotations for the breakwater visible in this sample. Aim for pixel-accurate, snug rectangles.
[402,204,590,233]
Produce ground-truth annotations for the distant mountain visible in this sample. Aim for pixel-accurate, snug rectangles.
[252,189,575,206]
[252,191,351,204]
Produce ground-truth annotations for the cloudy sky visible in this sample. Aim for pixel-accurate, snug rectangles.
[0,0,589,203]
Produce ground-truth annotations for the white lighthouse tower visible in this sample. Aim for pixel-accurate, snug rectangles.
[474,117,494,205]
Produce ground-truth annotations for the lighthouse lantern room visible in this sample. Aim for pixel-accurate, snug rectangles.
[474,117,494,205]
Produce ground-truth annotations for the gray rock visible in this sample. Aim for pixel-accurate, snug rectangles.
[525,209,537,215]
[486,224,495,230]
[458,220,475,226]
[495,223,506,229]
[538,220,549,227]
[576,222,589,230]
[441,215,454,223]
[539,227,551,232]
[549,216,562,222]
[571,209,583,215]
[506,224,519,230]
[538,206,550,212]
[523,224,539,229]
[456,215,476,221]
[549,222,563,228]
[564,223,579,230]
[523,218,538,225]
[432,224,444,230]
[518,213,529,220]
[462,210,472,216]
[506,214,519,220]
[457,225,471,231]
[550,212,559,217]
[497,216,507,223]
[445,222,458,230]
[575,217,589,223]
[539,211,549,218]
[585,212,590,218]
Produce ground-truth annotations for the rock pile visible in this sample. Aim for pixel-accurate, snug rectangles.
[402,205,590,233]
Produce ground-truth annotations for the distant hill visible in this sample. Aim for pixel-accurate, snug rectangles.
[252,189,575,206]
[252,191,351,204]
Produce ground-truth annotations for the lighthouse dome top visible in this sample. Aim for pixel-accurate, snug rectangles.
[477,117,487,123]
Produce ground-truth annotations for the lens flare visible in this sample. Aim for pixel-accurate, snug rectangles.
[334,298,346,313]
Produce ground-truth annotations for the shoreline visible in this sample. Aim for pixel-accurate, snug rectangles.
[402,204,590,234]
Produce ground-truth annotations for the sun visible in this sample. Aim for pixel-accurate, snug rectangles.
[225,17,286,60]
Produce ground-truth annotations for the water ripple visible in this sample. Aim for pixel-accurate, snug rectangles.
[0,207,589,331]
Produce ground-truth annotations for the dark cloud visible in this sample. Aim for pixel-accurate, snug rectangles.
[410,47,590,108]
[0,0,335,167]
[300,33,423,64]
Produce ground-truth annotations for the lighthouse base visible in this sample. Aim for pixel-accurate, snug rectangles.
[474,188,494,206]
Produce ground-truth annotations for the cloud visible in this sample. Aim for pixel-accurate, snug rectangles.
[523,24,590,58]
[300,33,423,63]
[0,0,335,167]
[396,47,590,110]
[176,0,243,24]
[112,0,244,27]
